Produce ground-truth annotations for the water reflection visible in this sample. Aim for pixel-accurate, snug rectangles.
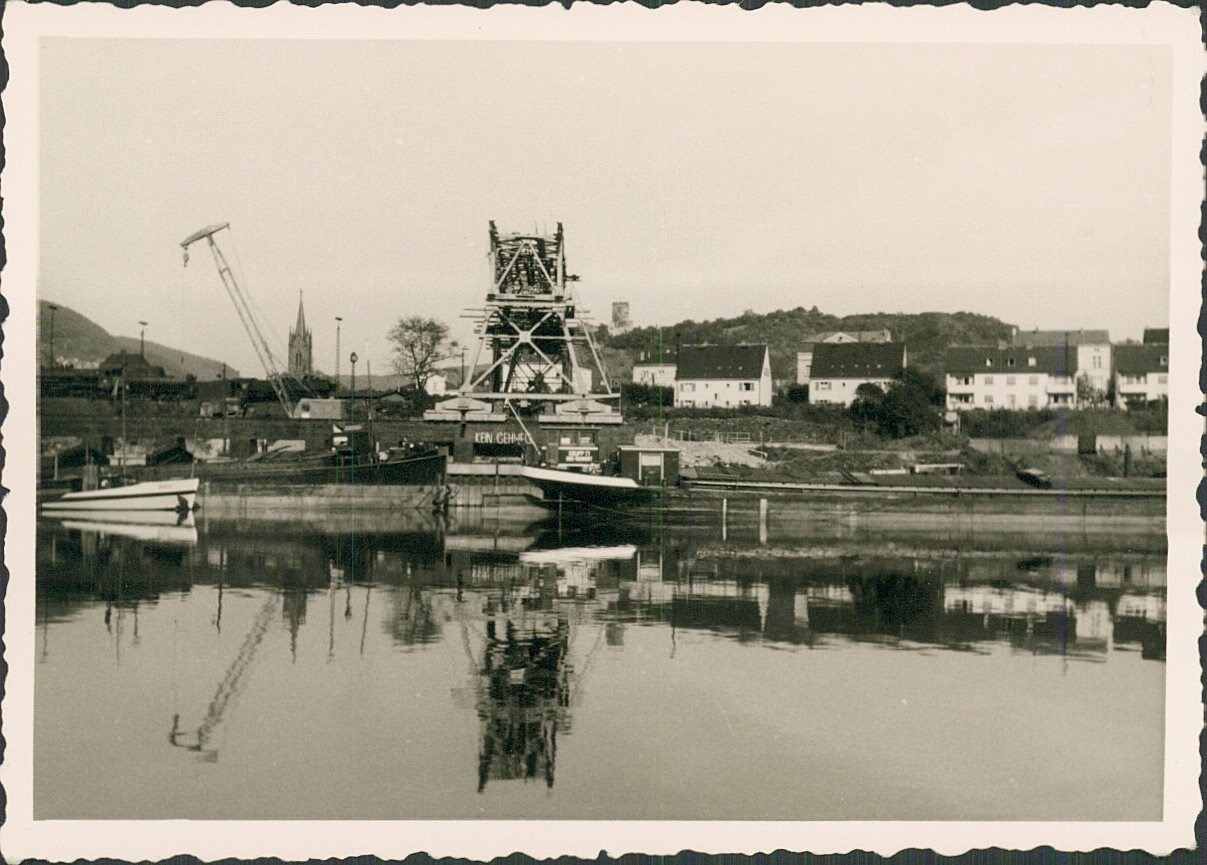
[34,513,1168,816]
[37,515,1169,660]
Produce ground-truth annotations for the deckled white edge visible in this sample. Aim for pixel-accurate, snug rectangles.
[0,1,1201,859]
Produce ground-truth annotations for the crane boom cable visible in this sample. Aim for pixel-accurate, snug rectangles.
[181,224,294,416]
[226,229,287,355]
[206,238,293,414]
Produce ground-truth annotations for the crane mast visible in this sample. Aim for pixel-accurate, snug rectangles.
[180,223,294,417]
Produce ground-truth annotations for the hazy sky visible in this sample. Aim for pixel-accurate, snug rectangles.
[40,38,1172,376]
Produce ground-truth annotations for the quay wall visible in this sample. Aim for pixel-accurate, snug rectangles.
[40,406,640,460]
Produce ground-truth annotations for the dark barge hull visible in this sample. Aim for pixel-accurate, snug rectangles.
[143,451,447,488]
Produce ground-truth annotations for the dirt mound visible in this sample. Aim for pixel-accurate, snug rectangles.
[633,434,767,468]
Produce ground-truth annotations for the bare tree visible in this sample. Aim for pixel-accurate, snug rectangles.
[388,316,457,393]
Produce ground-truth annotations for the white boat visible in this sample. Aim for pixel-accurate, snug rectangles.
[41,477,199,513]
[519,465,652,506]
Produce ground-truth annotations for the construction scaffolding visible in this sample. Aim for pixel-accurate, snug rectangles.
[425,222,621,425]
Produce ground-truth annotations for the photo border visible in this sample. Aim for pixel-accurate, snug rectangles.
[1,1,1201,860]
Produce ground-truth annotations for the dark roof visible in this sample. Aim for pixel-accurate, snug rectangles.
[810,342,906,379]
[1142,328,1169,345]
[1012,329,1110,347]
[676,344,768,380]
[99,351,166,378]
[945,345,1077,376]
[1114,344,1169,375]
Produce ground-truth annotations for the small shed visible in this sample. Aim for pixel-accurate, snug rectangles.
[616,445,680,487]
[292,397,347,420]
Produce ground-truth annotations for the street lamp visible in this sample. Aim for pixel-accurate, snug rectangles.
[45,303,59,369]
[349,351,358,422]
[138,321,148,358]
[334,317,343,397]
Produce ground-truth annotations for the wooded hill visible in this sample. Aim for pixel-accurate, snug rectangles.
[602,307,1017,382]
[38,300,239,380]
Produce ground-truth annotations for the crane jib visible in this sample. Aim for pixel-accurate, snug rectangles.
[180,222,295,417]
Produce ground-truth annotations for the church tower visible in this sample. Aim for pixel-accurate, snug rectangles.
[287,292,313,378]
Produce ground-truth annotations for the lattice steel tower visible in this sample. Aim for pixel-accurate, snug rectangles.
[427,222,620,425]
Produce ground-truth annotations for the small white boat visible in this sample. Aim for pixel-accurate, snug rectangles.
[41,477,199,513]
[519,465,652,507]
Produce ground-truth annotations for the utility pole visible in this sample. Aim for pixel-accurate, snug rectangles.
[139,321,148,358]
[366,356,373,421]
[334,317,343,397]
[46,303,59,369]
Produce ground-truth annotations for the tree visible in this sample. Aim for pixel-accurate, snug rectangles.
[846,369,944,439]
[1076,373,1106,408]
[387,316,457,394]
[784,383,810,404]
[847,383,886,430]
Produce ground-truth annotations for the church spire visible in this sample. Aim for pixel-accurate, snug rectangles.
[288,290,313,378]
[294,290,308,335]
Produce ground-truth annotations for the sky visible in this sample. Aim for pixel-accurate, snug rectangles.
[39,38,1172,378]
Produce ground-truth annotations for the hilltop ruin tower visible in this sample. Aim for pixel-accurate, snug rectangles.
[287,292,313,378]
[426,221,619,425]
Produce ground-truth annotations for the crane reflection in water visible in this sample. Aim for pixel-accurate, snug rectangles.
[34,513,1168,801]
[474,613,571,791]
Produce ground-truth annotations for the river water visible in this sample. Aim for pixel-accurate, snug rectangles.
[34,509,1166,821]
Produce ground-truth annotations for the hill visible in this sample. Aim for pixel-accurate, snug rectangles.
[603,307,1017,380]
[39,300,239,380]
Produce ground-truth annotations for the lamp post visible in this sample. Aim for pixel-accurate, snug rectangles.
[334,317,343,397]
[45,303,59,369]
[138,321,148,358]
[349,352,358,423]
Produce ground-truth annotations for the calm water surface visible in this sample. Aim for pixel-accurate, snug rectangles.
[34,511,1166,820]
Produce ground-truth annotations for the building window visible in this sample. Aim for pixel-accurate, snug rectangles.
[1028,376,1038,386]
[984,394,994,405]
[1007,394,1017,407]
[741,382,754,391]
[1158,374,1168,384]
[815,381,831,391]
[1006,376,1015,386]
[984,358,992,366]
[681,383,694,392]
[1028,395,1039,408]
[1028,357,1037,367]
[1160,355,1168,366]
[1007,358,1016,367]
[984,375,994,385]
[1093,355,1102,369]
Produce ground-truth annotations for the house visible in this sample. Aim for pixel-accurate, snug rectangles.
[633,362,676,387]
[1012,329,1112,400]
[424,373,448,396]
[944,345,1078,411]
[99,350,166,382]
[808,342,907,407]
[1142,328,1169,345]
[1113,344,1169,409]
[796,329,892,385]
[674,344,772,408]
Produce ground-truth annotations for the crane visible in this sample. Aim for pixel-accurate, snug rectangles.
[180,223,294,416]
[169,594,278,762]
